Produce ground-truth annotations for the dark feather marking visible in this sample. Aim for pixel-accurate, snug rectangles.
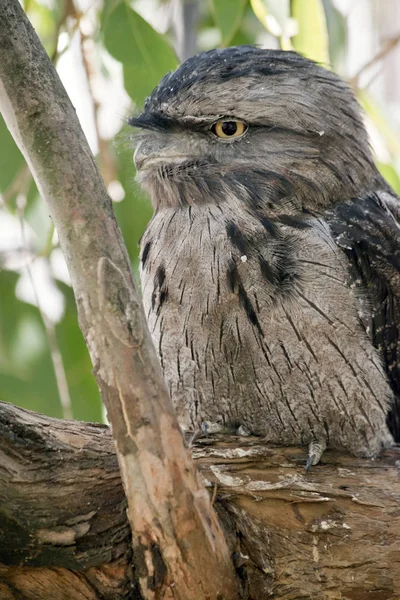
[235,315,242,346]
[259,257,277,285]
[176,348,181,378]
[302,256,346,285]
[206,214,212,238]
[152,265,168,313]
[227,260,263,335]
[284,310,302,342]
[307,418,316,439]
[277,214,313,229]
[182,305,193,333]
[159,288,168,309]
[297,259,338,271]
[179,280,186,305]
[327,383,357,431]
[297,291,335,326]
[219,316,225,349]
[311,270,344,285]
[284,310,319,362]
[255,213,280,237]
[250,328,272,367]
[280,341,293,369]
[360,375,387,414]
[357,391,375,428]
[325,335,357,378]
[141,241,151,268]
[210,371,216,395]
[270,384,290,431]
[158,317,165,369]
[335,377,353,416]
[216,256,221,300]
[278,382,299,433]
[308,398,321,424]
[194,350,201,370]
[319,156,347,183]
[226,221,250,255]
[154,265,166,288]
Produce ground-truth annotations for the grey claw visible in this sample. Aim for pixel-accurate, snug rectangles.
[305,454,316,472]
[236,424,251,437]
[305,439,326,471]
[201,421,209,436]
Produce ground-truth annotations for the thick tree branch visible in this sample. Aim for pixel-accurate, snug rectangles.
[1,401,400,599]
[0,2,238,598]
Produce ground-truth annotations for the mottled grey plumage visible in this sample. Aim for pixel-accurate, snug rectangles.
[130,47,400,465]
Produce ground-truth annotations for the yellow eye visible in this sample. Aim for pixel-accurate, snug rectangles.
[211,120,247,139]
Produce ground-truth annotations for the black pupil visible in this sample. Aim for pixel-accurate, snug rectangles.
[221,121,238,136]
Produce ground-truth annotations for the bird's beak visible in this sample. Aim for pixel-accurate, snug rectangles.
[134,137,189,172]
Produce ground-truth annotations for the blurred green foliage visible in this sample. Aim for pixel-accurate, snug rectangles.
[0,0,399,421]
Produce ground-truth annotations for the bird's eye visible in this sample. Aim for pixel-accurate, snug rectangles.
[211,120,247,139]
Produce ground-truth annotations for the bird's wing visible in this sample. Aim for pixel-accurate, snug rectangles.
[326,192,400,441]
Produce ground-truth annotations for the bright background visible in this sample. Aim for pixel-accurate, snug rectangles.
[1,0,400,421]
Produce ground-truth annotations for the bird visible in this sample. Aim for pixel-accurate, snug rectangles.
[130,46,400,468]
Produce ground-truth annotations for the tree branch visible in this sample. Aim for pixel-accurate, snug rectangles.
[0,1,238,598]
[1,401,400,599]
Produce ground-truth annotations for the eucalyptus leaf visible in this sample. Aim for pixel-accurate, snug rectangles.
[291,0,329,65]
[103,1,178,106]
[211,0,247,46]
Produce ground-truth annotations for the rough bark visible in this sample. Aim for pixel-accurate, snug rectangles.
[0,1,238,598]
[1,400,400,600]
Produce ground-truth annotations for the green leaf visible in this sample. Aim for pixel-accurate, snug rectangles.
[211,0,247,46]
[321,0,347,69]
[377,162,400,196]
[103,1,178,107]
[25,0,62,57]
[291,0,330,65]
[55,282,103,422]
[0,270,102,421]
[0,270,62,418]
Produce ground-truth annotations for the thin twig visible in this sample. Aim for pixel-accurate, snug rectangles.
[17,195,73,420]
[350,34,400,88]
[79,26,117,186]
[1,164,31,205]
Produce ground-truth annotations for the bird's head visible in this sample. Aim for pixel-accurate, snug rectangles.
[130,46,383,213]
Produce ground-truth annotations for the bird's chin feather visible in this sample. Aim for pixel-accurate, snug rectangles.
[137,158,299,212]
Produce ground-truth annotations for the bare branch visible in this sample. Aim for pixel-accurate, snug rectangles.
[0,2,239,598]
[350,34,400,88]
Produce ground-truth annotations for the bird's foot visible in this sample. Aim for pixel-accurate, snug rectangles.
[305,439,326,471]
[187,421,226,447]
[236,424,252,437]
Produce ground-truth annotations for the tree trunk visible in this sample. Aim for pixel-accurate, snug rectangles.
[1,400,400,600]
